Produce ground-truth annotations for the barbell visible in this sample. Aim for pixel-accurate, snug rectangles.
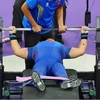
[0,16,100,32]
[0,27,100,31]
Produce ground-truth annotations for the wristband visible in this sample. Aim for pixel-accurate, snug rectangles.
[9,33,17,40]
[81,33,88,39]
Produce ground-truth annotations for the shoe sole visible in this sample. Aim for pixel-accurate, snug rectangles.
[32,71,46,91]
[61,79,82,89]
[71,79,82,88]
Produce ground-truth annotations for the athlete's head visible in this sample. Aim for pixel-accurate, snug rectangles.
[46,38,55,42]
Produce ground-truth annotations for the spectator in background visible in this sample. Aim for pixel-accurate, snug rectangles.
[12,0,25,43]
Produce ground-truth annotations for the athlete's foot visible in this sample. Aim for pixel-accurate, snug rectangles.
[60,79,82,89]
[32,71,46,92]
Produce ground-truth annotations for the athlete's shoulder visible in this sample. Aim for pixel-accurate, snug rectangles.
[37,41,47,45]
[54,41,63,45]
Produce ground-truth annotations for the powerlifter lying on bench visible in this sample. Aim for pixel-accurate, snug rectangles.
[9,26,89,91]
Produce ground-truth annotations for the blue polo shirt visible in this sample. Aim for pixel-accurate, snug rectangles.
[22,0,65,34]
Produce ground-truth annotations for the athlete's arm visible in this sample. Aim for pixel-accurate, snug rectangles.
[9,26,28,59]
[69,26,89,58]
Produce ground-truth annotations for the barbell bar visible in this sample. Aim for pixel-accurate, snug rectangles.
[0,27,100,31]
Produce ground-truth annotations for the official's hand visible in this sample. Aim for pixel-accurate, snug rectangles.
[9,26,16,34]
[32,24,42,32]
[59,25,67,33]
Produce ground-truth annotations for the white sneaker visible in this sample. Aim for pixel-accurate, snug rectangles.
[32,71,46,92]
[60,79,82,89]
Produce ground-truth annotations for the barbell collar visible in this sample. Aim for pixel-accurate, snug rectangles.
[0,27,100,31]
